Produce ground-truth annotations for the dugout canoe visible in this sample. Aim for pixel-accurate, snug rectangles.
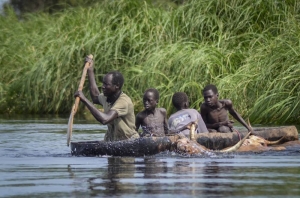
[70,125,299,157]
[196,125,299,150]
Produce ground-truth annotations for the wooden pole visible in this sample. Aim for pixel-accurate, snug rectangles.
[67,54,93,146]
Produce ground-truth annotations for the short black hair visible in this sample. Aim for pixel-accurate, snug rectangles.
[145,88,159,100]
[107,71,124,89]
[172,92,188,109]
[203,84,218,94]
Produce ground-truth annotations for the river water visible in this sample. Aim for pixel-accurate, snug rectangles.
[0,115,299,198]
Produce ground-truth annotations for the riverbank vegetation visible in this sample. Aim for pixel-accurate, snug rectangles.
[1,0,299,124]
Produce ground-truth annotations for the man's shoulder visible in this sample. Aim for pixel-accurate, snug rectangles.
[118,92,133,103]
[170,109,197,118]
[220,99,233,107]
[156,107,167,113]
[119,92,130,99]
[187,108,200,115]
[112,93,134,112]
[168,111,177,119]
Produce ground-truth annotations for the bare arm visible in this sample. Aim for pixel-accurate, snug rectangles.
[75,91,118,124]
[227,100,251,131]
[162,109,169,135]
[85,57,100,104]
[135,113,142,132]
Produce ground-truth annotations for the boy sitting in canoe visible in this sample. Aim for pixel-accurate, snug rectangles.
[168,92,208,137]
[135,88,168,137]
[200,84,251,133]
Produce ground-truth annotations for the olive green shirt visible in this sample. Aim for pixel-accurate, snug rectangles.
[98,92,139,141]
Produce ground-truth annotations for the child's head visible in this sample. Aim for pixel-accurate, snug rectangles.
[172,92,189,110]
[143,88,159,111]
[202,84,218,95]
[202,84,219,107]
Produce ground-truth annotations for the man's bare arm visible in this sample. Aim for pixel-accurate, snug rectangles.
[75,91,117,124]
[227,100,251,131]
[135,113,143,132]
[162,109,169,134]
[85,57,100,105]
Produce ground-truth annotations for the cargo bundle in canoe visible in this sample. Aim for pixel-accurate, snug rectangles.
[70,126,299,157]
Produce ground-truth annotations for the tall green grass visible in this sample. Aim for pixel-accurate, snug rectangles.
[0,0,300,125]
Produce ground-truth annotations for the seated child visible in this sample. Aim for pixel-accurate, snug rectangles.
[135,88,168,137]
[200,84,251,133]
[168,92,208,137]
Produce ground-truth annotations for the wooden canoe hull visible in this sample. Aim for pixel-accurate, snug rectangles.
[71,136,173,157]
[70,126,299,156]
[196,125,299,150]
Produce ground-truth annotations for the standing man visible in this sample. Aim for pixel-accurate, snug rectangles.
[200,84,251,133]
[74,56,140,141]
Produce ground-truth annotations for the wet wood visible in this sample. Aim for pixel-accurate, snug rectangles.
[70,126,299,156]
[67,54,93,146]
[71,136,173,157]
[196,126,299,150]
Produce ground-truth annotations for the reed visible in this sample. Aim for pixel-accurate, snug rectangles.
[1,0,300,125]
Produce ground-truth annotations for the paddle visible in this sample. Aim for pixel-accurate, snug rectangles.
[67,54,93,146]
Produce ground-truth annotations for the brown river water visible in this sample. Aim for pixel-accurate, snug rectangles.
[0,115,300,198]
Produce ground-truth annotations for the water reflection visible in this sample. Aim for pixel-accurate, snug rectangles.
[81,157,170,196]
[1,117,300,197]
[140,157,168,195]
[202,161,235,197]
[141,157,168,178]
[108,158,135,194]
[90,157,136,196]
[66,155,300,197]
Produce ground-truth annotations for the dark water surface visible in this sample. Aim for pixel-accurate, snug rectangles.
[0,116,300,198]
